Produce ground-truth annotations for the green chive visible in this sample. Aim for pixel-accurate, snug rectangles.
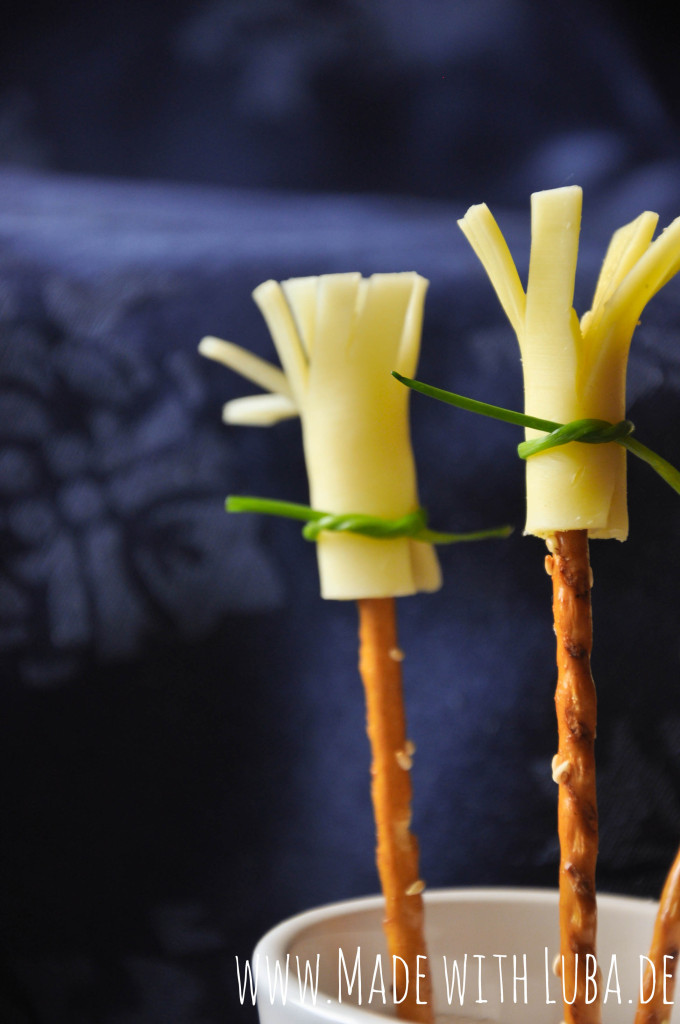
[393,372,680,497]
[226,495,511,544]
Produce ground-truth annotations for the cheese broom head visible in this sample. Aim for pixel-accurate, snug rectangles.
[200,272,441,599]
[459,186,680,540]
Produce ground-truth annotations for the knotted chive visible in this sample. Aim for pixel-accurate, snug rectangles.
[517,418,634,458]
[392,372,680,497]
[226,496,512,543]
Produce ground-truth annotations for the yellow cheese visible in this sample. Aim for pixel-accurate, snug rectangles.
[200,273,441,600]
[459,186,680,540]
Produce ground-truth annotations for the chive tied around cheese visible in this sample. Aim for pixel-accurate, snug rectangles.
[391,375,680,496]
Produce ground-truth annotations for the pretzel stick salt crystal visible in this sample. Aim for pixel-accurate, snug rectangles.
[635,845,680,1024]
[200,273,439,1021]
[549,530,599,1024]
[358,596,431,1022]
[458,186,680,1024]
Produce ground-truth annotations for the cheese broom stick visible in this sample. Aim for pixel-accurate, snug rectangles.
[456,186,680,1024]
[200,273,442,1022]
[458,192,604,1024]
[521,190,602,1022]
[635,844,680,1024]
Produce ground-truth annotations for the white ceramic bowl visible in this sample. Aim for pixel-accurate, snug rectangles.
[250,888,659,1024]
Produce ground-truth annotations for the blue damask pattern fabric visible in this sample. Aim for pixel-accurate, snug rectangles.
[4,165,680,1024]
[3,2,680,1023]
[0,255,282,684]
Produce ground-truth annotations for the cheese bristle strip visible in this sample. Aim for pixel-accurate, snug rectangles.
[201,272,442,600]
[358,597,433,1023]
[635,844,680,1024]
[458,186,680,540]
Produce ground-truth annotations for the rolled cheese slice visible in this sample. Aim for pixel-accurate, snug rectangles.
[522,187,625,539]
[459,185,680,540]
[201,272,442,600]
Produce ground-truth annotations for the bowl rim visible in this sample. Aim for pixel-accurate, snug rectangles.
[252,887,660,1022]
[256,886,659,951]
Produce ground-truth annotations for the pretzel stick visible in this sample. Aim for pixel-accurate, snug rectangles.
[548,530,600,1024]
[357,596,433,1023]
[635,844,680,1024]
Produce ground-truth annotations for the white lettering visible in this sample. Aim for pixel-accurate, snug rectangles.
[338,947,362,1004]
[604,954,621,1004]
[664,955,675,1005]
[393,956,408,1006]
[494,954,506,1003]
[265,954,290,1005]
[295,955,319,1005]
[475,954,488,1004]
[640,956,655,1005]
[235,955,259,1006]
[514,953,528,1004]
[416,955,428,1005]
[585,953,598,1004]
[443,953,468,1005]
[562,954,578,1006]
[369,956,386,1005]
[544,947,556,1005]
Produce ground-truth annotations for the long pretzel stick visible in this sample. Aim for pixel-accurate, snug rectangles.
[357,597,433,1023]
[635,845,680,1024]
[548,530,600,1024]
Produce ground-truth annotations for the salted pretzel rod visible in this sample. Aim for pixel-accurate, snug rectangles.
[358,596,432,1022]
[635,844,680,1024]
[548,530,600,1024]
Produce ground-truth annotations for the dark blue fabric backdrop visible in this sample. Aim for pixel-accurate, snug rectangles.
[2,3,680,1022]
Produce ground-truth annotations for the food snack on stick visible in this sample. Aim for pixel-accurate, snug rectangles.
[200,272,440,1022]
[456,185,680,1024]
